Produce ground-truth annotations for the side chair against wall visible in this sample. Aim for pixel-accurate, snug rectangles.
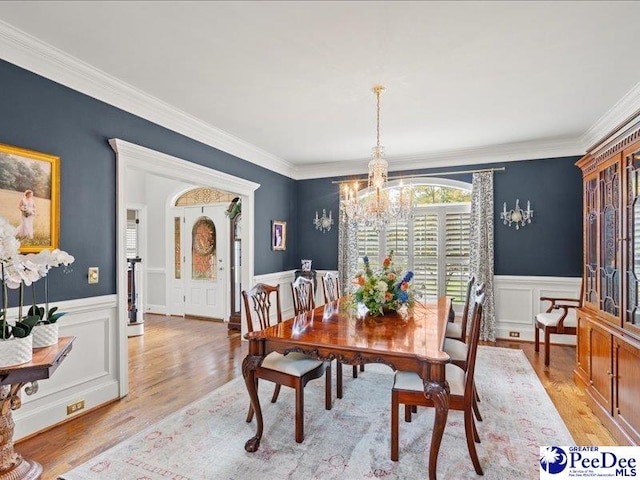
[391,289,486,475]
[445,275,475,341]
[291,276,315,315]
[321,271,363,399]
[534,280,583,366]
[242,283,332,443]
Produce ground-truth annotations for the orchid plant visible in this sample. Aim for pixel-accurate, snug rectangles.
[0,216,75,339]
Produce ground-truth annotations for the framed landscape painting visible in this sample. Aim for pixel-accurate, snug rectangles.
[0,143,59,253]
[272,220,286,251]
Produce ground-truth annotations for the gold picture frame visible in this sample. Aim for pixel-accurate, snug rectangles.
[272,220,286,251]
[0,143,60,253]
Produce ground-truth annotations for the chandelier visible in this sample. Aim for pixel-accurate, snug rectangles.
[340,86,414,231]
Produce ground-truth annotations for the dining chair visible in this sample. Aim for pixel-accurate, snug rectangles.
[534,281,583,366]
[321,272,364,398]
[321,271,340,304]
[442,282,485,421]
[242,283,332,443]
[390,289,486,475]
[291,276,315,315]
[445,275,475,341]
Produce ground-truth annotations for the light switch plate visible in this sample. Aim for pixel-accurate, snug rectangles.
[88,267,99,284]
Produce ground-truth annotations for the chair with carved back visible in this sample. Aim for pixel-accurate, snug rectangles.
[242,283,332,443]
[390,288,486,475]
[441,282,485,422]
[445,275,475,341]
[321,271,340,305]
[321,271,364,398]
[291,276,315,315]
[534,280,583,366]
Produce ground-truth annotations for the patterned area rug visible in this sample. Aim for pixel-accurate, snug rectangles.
[60,346,573,479]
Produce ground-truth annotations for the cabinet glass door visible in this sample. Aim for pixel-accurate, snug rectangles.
[585,174,598,306]
[625,151,640,332]
[600,162,621,318]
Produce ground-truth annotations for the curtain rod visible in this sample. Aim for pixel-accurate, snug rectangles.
[330,166,505,185]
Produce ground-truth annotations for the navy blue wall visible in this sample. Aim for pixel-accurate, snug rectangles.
[297,156,583,277]
[0,57,583,308]
[0,59,298,303]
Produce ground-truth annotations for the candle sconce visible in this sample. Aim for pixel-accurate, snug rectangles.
[313,209,334,233]
[500,199,533,230]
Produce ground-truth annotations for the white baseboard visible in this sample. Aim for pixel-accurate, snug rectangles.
[145,303,168,315]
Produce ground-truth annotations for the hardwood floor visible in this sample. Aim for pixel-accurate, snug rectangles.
[17,316,614,479]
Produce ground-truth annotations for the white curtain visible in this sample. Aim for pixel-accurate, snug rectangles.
[469,171,496,341]
[337,206,358,296]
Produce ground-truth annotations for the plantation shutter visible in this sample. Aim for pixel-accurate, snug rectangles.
[445,210,471,302]
[412,212,438,298]
[126,219,138,258]
[385,219,409,271]
[357,224,380,271]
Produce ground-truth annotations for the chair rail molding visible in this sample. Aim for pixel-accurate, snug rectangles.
[494,275,582,344]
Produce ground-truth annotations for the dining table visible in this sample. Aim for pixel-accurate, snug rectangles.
[242,296,452,480]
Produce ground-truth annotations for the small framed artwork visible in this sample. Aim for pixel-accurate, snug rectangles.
[272,220,287,251]
[0,143,60,253]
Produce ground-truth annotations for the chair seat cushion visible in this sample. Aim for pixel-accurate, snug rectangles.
[443,338,467,362]
[536,309,577,328]
[445,322,462,339]
[394,364,465,396]
[261,352,323,377]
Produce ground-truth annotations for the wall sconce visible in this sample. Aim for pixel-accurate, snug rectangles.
[500,199,533,230]
[313,209,334,233]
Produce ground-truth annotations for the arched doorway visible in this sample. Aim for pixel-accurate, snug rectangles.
[170,187,236,319]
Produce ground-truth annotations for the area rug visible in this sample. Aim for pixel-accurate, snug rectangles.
[60,346,573,479]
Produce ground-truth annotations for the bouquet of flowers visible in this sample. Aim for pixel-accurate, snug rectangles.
[354,251,413,316]
[20,204,35,217]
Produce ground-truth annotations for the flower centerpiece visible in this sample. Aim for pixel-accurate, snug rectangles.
[354,251,414,317]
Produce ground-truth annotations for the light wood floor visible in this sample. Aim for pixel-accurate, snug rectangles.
[17,315,614,480]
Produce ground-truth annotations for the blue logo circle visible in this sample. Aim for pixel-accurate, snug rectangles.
[540,446,568,474]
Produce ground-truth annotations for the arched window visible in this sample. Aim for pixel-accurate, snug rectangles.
[356,179,472,301]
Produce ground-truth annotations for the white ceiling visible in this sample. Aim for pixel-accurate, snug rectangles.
[0,1,639,179]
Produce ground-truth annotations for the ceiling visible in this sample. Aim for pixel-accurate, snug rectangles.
[0,1,639,179]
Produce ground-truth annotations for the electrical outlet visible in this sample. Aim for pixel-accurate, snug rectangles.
[509,331,520,338]
[88,267,99,284]
[66,400,85,415]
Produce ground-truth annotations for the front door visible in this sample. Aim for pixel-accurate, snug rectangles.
[183,205,227,319]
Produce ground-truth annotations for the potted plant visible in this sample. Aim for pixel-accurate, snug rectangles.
[0,216,75,359]
[0,217,39,366]
[20,249,75,348]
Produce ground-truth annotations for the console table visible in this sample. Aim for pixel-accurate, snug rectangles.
[0,336,74,479]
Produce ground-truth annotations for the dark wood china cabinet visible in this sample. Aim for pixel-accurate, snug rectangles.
[575,114,640,445]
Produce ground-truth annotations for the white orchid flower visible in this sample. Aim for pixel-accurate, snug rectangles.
[4,264,24,289]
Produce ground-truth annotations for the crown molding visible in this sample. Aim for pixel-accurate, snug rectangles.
[581,80,640,150]
[293,136,585,180]
[1,19,637,182]
[0,20,295,178]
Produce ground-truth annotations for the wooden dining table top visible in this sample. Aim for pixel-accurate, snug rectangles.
[246,296,452,363]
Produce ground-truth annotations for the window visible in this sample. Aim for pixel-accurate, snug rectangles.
[126,210,138,258]
[356,182,471,303]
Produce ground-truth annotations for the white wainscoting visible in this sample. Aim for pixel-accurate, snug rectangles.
[494,275,581,344]
[146,267,167,315]
[13,295,119,440]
